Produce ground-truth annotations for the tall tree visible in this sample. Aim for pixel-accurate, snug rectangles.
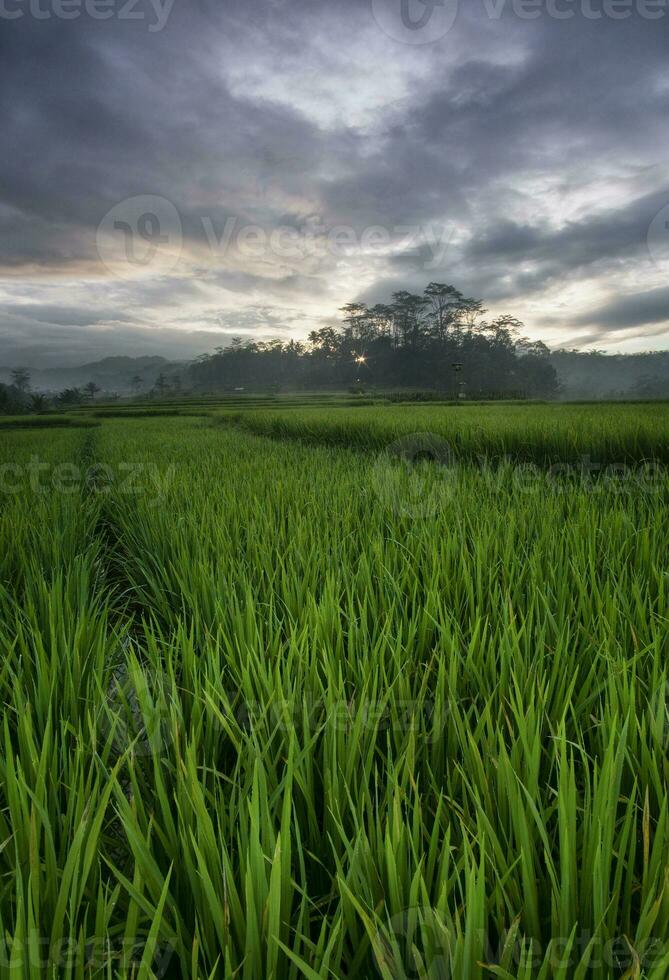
[187,282,559,398]
[29,393,49,413]
[10,368,30,392]
[153,372,169,397]
[57,388,84,406]
[390,292,429,349]
[84,381,101,402]
[424,283,464,341]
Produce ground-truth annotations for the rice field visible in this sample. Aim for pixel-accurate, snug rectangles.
[217,401,669,464]
[0,403,668,978]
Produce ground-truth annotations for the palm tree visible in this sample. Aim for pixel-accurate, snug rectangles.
[84,381,101,402]
[10,368,30,393]
[153,372,169,397]
[57,388,84,407]
[29,393,49,413]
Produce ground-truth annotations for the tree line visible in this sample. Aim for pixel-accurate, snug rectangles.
[0,370,181,413]
[0,369,104,414]
[189,283,559,397]
[1,283,562,408]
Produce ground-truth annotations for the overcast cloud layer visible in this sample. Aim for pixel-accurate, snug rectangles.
[1,0,669,366]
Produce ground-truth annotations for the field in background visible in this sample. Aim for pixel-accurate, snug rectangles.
[0,404,668,978]
[216,401,669,464]
[23,397,669,463]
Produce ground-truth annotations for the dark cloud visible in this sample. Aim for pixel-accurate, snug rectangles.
[1,0,669,362]
[0,311,226,367]
[572,286,669,331]
[0,304,132,326]
[468,187,667,268]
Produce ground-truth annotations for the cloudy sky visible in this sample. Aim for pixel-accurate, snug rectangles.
[2,0,669,366]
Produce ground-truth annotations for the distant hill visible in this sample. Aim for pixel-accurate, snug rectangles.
[0,356,187,394]
[3,348,669,400]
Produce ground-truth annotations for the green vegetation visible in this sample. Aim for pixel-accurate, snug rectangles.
[219,401,669,465]
[0,415,100,430]
[91,408,213,419]
[0,404,668,978]
[188,283,559,397]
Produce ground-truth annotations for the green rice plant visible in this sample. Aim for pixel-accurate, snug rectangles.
[0,411,667,978]
[0,417,99,430]
[217,401,669,465]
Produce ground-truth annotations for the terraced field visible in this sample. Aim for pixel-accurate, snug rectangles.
[0,404,668,978]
